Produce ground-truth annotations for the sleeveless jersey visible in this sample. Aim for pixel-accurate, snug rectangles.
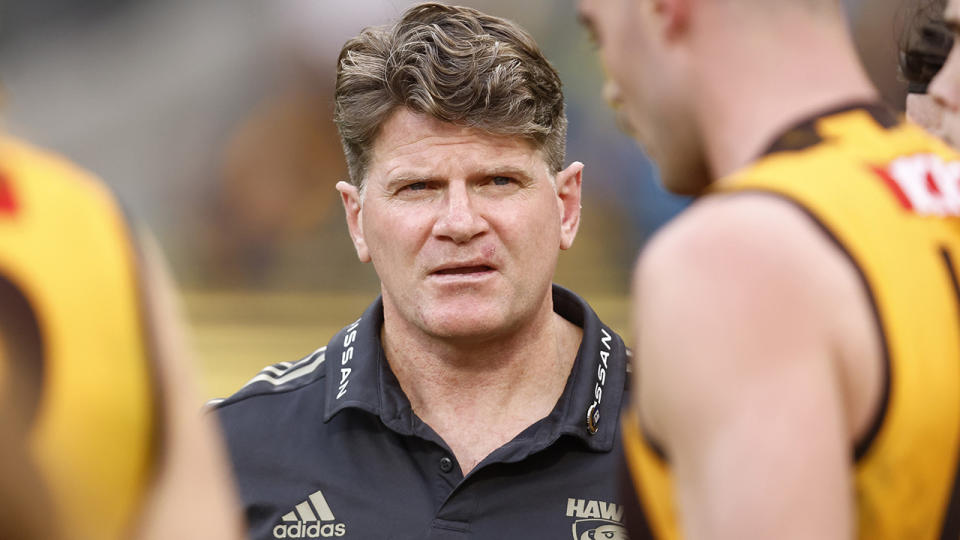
[622,104,960,539]
[0,136,158,540]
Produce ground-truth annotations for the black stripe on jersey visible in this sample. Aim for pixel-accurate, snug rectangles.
[619,445,658,540]
[725,191,892,462]
[0,271,45,431]
[937,247,960,540]
[761,102,899,156]
[621,350,667,464]
[642,426,668,463]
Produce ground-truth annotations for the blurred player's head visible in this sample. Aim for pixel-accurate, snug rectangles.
[333,2,567,192]
[900,0,951,139]
[901,0,951,95]
[907,0,960,148]
[577,0,705,194]
[577,0,857,194]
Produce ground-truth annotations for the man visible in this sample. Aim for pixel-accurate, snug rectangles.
[577,0,960,538]
[0,135,244,539]
[901,0,953,140]
[928,2,960,147]
[214,3,631,539]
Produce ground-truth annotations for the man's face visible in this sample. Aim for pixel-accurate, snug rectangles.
[578,0,708,194]
[906,92,945,141]
[578,0,647,138]
[337,108,582,341]
[927,0,960,148]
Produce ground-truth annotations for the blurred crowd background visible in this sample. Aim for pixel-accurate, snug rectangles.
[0,0,912,398]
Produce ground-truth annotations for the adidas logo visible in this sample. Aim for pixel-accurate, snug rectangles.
[273,489,346,538]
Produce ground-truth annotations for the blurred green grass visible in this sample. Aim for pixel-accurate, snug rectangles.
[184,291,630,400]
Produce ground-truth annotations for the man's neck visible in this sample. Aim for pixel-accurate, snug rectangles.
[693,9,879,181]
[380,298,583,474]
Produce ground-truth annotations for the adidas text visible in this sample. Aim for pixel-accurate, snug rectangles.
[273,522,346,538]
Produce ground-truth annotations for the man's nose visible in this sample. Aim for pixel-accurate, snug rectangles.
[929,53,960,113]
[431,182,488,244]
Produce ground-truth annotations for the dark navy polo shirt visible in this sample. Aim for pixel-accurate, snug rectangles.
[214,285,631,540]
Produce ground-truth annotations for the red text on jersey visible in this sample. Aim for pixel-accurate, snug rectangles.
[872,154,960,217]
[0,173,17,215]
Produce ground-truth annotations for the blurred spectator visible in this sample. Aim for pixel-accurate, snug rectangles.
[206,0,420,285]
[899,0,953,141]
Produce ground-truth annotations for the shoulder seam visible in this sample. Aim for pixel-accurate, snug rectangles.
[210,375,327,411]
[210,346,328,410]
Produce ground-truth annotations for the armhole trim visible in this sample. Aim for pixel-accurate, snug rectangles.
[724,190,892,462]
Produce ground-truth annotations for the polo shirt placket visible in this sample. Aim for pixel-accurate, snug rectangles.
[216,285,631,540]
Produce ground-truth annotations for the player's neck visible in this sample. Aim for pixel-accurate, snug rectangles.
[695,16,878,181]
[380,300,582,473]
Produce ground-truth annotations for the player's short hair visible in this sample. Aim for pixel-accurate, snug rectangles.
[334,2,567,188]
[899,0,952,94]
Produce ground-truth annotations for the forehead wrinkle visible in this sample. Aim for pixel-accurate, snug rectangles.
[365,110,555,197]
[378,136,540,180]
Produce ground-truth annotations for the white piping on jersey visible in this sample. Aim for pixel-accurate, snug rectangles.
[260,362,294,377]
[239,347,327,389]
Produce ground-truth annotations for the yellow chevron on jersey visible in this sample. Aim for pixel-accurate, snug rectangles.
[0,136,157,540]
[622,104,960,539]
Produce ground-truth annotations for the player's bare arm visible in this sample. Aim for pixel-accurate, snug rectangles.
[633,193,882,539]
[133,232,245,540]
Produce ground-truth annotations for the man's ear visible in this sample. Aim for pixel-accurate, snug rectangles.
[556,161,583,250]
[650,0,690,40]
[336,181,370,263]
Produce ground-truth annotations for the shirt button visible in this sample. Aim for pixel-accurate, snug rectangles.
[439,456,454,473]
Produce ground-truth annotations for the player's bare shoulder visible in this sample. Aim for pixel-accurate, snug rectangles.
[636,192,856,303]
[633,191,882,445]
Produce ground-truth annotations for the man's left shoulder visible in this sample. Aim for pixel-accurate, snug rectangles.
[208,346,329,413]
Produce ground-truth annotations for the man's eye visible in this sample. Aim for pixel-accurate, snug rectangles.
[404,181,427,191]
[578,16,601,48]
[492,176,514,186]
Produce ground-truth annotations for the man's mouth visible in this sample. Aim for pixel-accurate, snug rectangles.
[432,265,494,275]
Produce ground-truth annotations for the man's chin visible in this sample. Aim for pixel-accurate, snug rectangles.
[658,152,712,196]
[416,304,513,343]
[422,317,506,342]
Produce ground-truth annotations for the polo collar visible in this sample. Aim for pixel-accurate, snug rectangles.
[322,285,628,453]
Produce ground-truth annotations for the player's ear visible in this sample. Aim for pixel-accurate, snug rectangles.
[336,181,371,263]
[556,161,583,250]
[650,0,690,40]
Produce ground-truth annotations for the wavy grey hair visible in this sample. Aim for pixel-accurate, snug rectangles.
[334,2,567,188]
